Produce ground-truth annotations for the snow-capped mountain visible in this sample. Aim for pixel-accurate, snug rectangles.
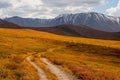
[4,12,120,32]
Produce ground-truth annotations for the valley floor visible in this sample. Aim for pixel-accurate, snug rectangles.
[0,28,120,80]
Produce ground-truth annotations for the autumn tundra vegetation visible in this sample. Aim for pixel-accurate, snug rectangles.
[0,28,120,80]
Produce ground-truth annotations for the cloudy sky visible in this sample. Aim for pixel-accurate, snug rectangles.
[0,0,119,18]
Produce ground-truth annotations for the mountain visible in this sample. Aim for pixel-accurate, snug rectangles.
[4,12,120,32]
[31,24,120,40]
[4,16,52,27]
[0,19,20,28]
[54,12,120,32]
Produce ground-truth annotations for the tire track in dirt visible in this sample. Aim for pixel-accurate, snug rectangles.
[41,58,73,80]
[26,57,48,80]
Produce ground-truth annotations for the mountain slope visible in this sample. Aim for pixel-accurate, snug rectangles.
[4,12,120,32]
[54,12,120,32]
[4,16,51,27]
[32,24,120,40]
[0,19,20,28]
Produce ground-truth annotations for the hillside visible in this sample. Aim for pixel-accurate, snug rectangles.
[0,19,119,40]
[32,24,120,40]
[0,19,20,28]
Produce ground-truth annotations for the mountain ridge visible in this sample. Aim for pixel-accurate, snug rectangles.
[4,12,120,32]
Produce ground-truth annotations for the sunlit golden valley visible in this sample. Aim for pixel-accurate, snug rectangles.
[0,27,120,80]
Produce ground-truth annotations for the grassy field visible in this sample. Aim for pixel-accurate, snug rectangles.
[0,28,120,80]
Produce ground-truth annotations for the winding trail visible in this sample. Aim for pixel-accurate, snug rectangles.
[41,58,72,80]
[26,57,48,80]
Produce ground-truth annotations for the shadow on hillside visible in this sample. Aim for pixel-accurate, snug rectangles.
[65,42,120,58]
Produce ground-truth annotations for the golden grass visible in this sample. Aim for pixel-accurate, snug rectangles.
[0,54,39,80]
[0,28,120,49]
[0,27,120,80]
[42,50,120,80]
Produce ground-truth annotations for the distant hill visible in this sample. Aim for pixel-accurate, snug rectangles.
[0,19,20,28]
[32,24,120,40]
[4,12,120,32]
